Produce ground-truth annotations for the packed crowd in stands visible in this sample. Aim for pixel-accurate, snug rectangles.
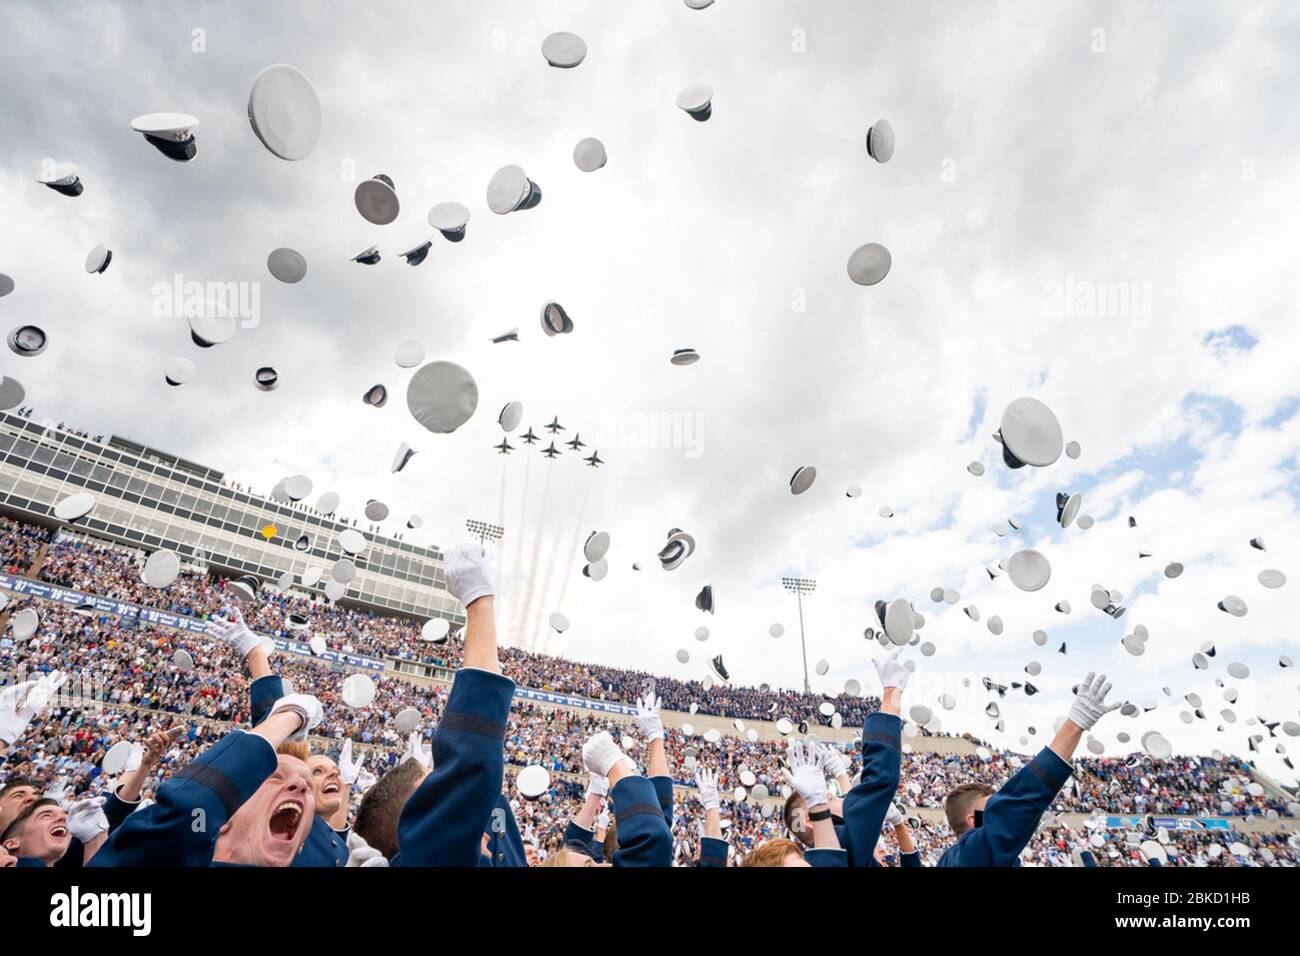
[3,521,1298,869]
[34,530,879,725]
[0,516,48,576]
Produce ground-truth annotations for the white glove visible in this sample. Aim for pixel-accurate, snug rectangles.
[582,730,630,778]
[781,740,829,808]
[443,543,495,608]
[883,801,905,829]
[346,831,389,867]
[43,776,72,806]
[124,742,145,774]
[65,796,109,842]
[267,693,322,742]
[338,738,365,786]
[355,768,378,793]
[635,692,665,742]
[401,730,431,770]
[820,742,848,779]
[1068,672,1121,731]
[586,772,609,799]
[206,607,262,659]
[0,671,66,745]
[873,649,910,692]
[595,810,610,831]
[695,766,720,811]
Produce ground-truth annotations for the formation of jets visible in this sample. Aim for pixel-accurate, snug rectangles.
[493,417,604,466]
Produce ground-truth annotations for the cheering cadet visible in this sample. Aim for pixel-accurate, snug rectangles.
[938,672,1120,867]
[88,691,324,866]
[206,604,350,866]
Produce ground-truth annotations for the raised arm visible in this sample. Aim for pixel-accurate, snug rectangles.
[395,545,515,866]
[960,673,1119,866]
[693,766,728,867]
[636,691,674,828]
[841,650,907,867]
[784,740,844,866]
[584,731,672,867]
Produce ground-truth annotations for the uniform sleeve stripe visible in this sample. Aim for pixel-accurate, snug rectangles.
[863,731,900,747]
[439,711,508,740]
[175,762,242,818]
[617,802,666,822]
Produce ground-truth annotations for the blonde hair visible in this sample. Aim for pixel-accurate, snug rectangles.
[276,741,311,763]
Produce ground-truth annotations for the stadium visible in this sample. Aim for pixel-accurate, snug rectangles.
[3,0,1300,937]
[1,412,1296,870]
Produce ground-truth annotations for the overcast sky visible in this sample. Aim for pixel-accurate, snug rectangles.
[3,0,1299,782]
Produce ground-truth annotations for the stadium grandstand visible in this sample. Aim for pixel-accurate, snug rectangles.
[2,504,1297,867]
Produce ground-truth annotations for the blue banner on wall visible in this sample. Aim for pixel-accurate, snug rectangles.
[0,573,385,672]
[513,685,636,715]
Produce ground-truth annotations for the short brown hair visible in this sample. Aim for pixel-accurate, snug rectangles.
[1,797,58,845]
[353,759,427,858]
[944,783,994,835]
[741,837,803,868]
[0,778,37,799]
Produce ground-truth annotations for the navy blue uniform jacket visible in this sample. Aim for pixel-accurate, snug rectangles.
[249,674,350,867]
[842,711,903,867]
[609,774,672,866]
[89,730,277,867]
[393,667,516,866]
[937,746,1072,867]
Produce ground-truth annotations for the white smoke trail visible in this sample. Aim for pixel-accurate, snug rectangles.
[502,451,532,648]
[515,458,554,649]
[529,455,578,649]
[541,472,594,655]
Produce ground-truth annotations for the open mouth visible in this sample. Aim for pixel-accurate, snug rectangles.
[268,801,303,841]
[322,783,339,795]
[50,825,68,839]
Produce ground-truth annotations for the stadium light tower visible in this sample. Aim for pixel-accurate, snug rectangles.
[466,519,505,553]
[782,576,817,695]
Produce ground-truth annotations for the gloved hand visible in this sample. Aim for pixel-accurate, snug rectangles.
[123,742,146,774]
[355,768,378,794]
[338,738,365,786]
[873,649,910,692]
[0,671,66,745]
[346,831,389,867]
[781,740,829,808]
[586,772,609,799]
[65,796,109,842]
[582,731,631,778]
[1068,672,1121,730]
[443,543,495,608]
[206,606,262,659]
[820,742,848,779]
[595,810,610,831]
[883,801,905,829]
[635,692,665,742]
[267,693,323,742]
[401,731,431,770]
[43,776,72,806]
[694,766,720,811]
